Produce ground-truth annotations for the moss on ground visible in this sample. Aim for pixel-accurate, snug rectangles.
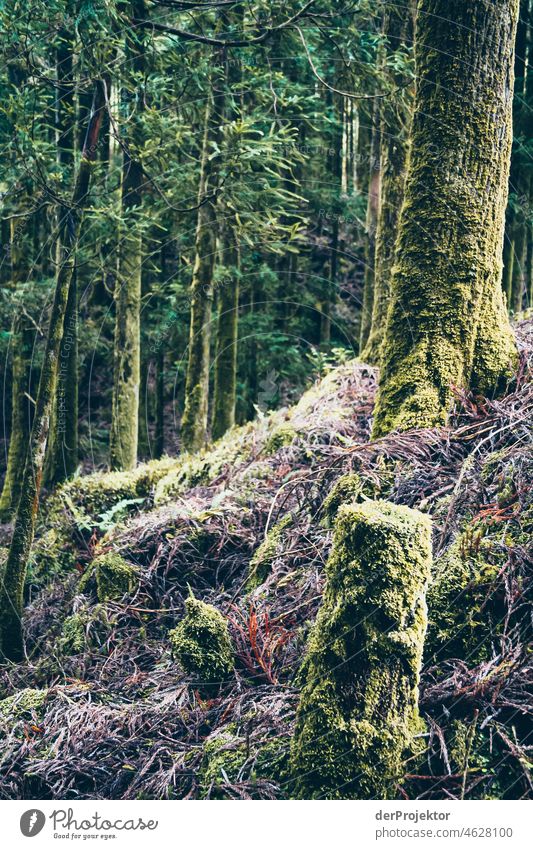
[290,499,432,799]
[248,515,292,589]
[169,596,234,693]
[79,552,138,602]
[0,688,48,726]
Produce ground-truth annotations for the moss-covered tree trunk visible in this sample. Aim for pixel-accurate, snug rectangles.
[362,8,413,365]
[290,499,431,799]
[0,316,33,521]
[373,0,519,437]
[109,1,146,470]
[0,82,105,661]
[44,32,78,486]
[181,56,225,452]
[212,221,240,441]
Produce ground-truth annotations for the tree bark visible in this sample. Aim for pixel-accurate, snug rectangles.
[362,7,413,365]
[212,222,239,440]
[358,98,381,351]
[181,54,225,452]
[44,31,78,486]
[0,82,105,661]
[373,0,518,437]
[109,1,146,470]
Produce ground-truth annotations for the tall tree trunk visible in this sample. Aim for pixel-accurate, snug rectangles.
[362,7,413,365]
[0,82,105,661]
[212,221,240,440]
[320,93,343,349]
[504,0,529,313]
[154,347,165,458]
[359,99,381,351]
[181,54,225,452]
[373,0,518,437]
[0,315,33,521]
[109,1,146,470]
[44,31,77,486]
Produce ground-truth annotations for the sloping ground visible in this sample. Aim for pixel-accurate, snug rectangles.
[0,321,531,800]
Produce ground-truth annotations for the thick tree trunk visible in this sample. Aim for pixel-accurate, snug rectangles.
[362,8,412,365]
[109,1,146,471]
[181,57,225,452]
[0,82,105,661]
[212,223,239,440]
[373,0,518,437]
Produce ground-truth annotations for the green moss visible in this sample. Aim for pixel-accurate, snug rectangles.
[0,688,48,726]
[323,474,364,521]
[248,515,292,589]
[47,457,177,523]
[372,0,518,437]
[264,425,297,455]
[80,552,138,602]
[426,532,504,664]
[58,604,112,655]
[169,596,234,692]
[290,500,432,799]
[199,733,289,797]
[154,424,256,504]
[200,733,248,796]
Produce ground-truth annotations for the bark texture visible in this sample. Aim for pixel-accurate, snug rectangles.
[109,0,146,470]
[373,0,519,437]
[181,57,224,452]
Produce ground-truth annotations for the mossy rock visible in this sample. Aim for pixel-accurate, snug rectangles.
[291,499,432,799]
[169,596,234,693]
[80,552,138,602]
[0,688,48,728]
[248,515,292,589]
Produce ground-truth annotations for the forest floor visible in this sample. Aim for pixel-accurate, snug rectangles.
[0,318,531,800]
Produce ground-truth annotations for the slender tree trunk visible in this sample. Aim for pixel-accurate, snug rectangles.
[154,347,165,458]
[212,222,240,440]
[181,54,225,452]
[359,99,381,351]
[0,316,33,521]
[109,1,146,470]
[44,32,78,486]
[362,7,413,365]
[373,0,519,437]
[0,82,105,661]
[320,93,343,349]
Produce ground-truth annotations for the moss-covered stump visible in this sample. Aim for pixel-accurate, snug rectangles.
[290,500,432,799]
[80,552,138,602]
[169,596,234,693]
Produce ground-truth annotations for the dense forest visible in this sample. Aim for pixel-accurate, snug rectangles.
[0,0,531,801]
